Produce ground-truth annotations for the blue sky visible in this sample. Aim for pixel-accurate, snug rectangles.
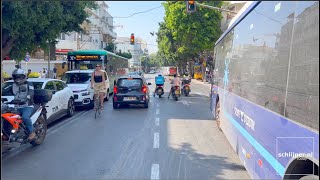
[107,1,165,54]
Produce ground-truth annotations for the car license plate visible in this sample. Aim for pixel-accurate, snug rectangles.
[175,90,180,94]
[124,97,136,101]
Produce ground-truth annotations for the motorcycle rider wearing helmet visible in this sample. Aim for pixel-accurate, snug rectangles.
[11,68,36,140]
[168,73,181,99]
[154,73,165,97]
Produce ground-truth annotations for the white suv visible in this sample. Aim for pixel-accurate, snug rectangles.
[61,70,110,109]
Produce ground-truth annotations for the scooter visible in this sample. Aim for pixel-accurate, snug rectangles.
[155,85,164,98]
[1,89,51,153]
[182,79,191,96]
[171,86,181,101]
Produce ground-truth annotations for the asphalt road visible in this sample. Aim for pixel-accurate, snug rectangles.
[1,74,250,180]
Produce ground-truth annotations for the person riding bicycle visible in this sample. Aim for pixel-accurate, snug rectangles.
[91,64,106,110]
[168,74,181,99]
[154,73,165,97]
[11,68,36,140]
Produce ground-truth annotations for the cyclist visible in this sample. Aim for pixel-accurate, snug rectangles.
[91,64,106,110]
[154,73,165,97]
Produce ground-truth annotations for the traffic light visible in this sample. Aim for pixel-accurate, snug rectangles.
[186,0,196,13]
[130,33,134,45]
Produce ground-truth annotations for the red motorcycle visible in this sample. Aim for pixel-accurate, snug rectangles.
[2,89,51,153]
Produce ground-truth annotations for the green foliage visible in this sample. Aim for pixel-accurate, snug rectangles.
[104,42,116,53]
[157,1,223,65]
[2,1,97,61]
[140,53,163,69]
[116,51,132,59]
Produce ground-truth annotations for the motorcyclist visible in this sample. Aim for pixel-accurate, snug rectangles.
[182,73,190,85]
[168,74,181,99]
[154,73,165,97]
[11,68,36,140]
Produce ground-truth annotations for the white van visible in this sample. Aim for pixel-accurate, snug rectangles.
[61,70,110,108]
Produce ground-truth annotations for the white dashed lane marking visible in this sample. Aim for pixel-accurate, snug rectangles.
[151,164,160,180]
[155,118,160,126]
[153,133,159,149]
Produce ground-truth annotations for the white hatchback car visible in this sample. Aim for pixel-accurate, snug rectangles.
[61,70,110,109]
[1,78,75,124]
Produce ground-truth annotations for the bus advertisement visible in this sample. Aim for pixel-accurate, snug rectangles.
[210,1,319,180]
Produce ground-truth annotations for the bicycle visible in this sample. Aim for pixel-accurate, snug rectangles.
[92,87,104,119]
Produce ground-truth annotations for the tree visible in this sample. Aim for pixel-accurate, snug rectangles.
[104,42,116,53]
[157,1,223,70]
[2,1,97,61]
[116,51,132,59]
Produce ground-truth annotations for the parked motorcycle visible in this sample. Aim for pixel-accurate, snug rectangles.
[1,89,52,153]
[171,86,181,101]
[182,79,191,96]
[155,85,164,98]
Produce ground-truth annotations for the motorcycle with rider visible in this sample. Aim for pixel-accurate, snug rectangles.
[2,69,51,152]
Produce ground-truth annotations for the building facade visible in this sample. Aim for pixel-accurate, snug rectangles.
[115,36,148,68]
[55,1,116,60]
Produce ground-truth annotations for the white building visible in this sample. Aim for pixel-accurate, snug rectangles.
[55,2,117,60]
[115,37,148,68]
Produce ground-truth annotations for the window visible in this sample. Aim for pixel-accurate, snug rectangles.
[62,73,91,84]
[61,33,65,40]
[62,82,68,88]
[214,1,296,117]
[44,81,55,90]
[285,1,319,130]
[117,78,142,88]
[55,81,64,91]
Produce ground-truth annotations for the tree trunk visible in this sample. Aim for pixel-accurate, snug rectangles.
[50,42,56,60]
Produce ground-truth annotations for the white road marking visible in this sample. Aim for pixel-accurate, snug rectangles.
[181,100,189,105]
[151,164,160,180]
[156,103,160,107]
[153,132,159,148]
[156,109,160,115]
[155,118,160,126]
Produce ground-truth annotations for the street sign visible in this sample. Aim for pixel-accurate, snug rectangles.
[24,52,30,62]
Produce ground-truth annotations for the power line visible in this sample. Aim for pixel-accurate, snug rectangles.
[113,5,163,18]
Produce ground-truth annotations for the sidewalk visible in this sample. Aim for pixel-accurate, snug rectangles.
[191,79,211,88]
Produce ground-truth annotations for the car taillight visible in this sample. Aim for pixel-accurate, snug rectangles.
[114,86,118,94]
[142,85,147,93]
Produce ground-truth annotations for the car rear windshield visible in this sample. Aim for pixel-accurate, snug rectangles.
[117,78,143,88]
[1,82,43,96]
[62,73,91,84]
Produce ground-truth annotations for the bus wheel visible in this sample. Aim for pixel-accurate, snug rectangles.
[216,102,222,131]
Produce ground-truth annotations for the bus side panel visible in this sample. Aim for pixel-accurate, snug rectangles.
[218,87,319,179]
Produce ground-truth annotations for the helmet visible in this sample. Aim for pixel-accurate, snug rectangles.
[158,74,162,76]
[173,74,177,77]
[12,68,27,85]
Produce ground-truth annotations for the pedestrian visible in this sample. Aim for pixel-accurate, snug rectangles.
[41,70,46,78]
[53,67,57,79]
[27,69,31,78]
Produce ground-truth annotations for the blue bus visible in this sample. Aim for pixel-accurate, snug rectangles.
[210,1,319,179]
